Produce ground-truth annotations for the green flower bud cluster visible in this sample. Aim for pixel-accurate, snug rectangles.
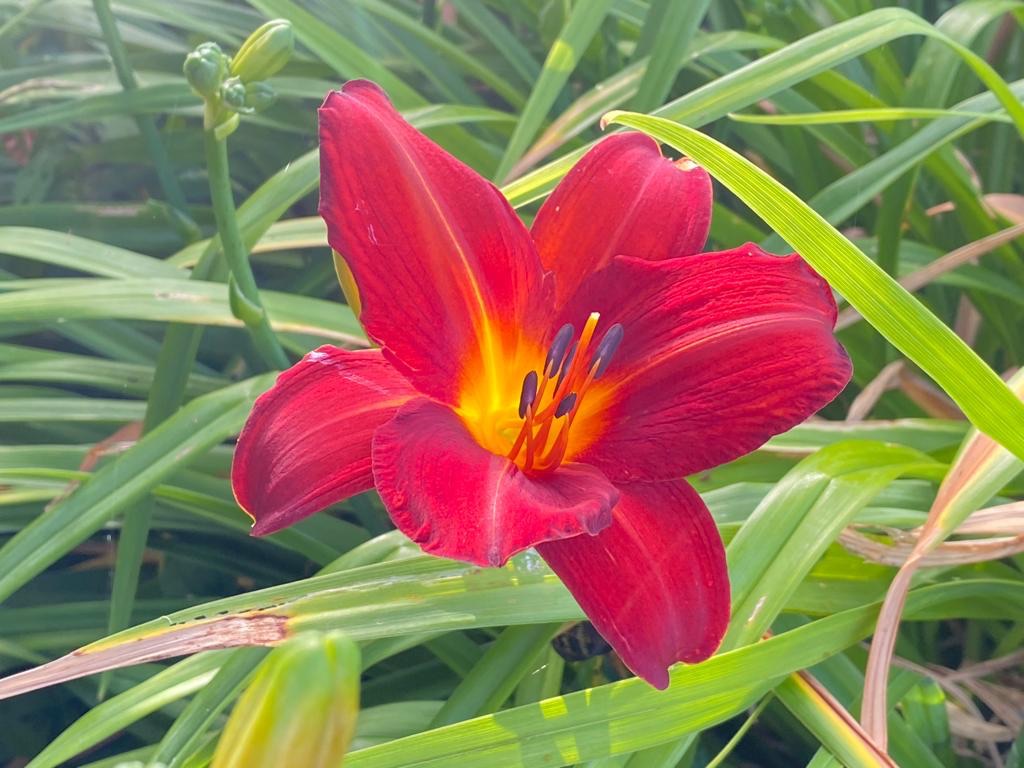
[182,19,293,134]
[211,631,361,768]
[218,77,277,113]
[183,42,228,98]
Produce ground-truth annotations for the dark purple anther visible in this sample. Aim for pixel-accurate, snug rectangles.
[555,341,578,391]
[554,392,578,418]
[518,370,539,418]
[544,323,575,376]
[591,323,624,379]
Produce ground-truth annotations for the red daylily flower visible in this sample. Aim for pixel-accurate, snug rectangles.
[231,80,852,688]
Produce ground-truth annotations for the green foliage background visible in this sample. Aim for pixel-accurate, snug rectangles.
[0,0,1023,765]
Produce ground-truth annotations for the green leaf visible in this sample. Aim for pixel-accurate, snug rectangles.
[723,442,942,650]
[342,580,1024,768]
[728,107,1011,124]
[602,111,1024,462]
[0,343,224,396]
[760,84,1023,250]
[448,0,540,88]
[503,6,1024,206]
[428,624,560,727]
[0,396,144,423]
[350,0,525,109]
[0,83,195,134]
[24,652,228,768]
[245,0,422,107]
[629,0,709,112]
[0,374,275,603]
[494,0,615,182]
[0,227,185,278]
[0,278,364,344]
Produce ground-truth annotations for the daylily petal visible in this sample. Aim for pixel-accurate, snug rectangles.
[531,133,712,305]
[372,398,618,567]
[319,80,550,404]
[232,346,415,536]
[564,244,852,480]
[537,479,729,689]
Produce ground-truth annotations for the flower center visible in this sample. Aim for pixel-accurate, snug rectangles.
[505,312,623,473]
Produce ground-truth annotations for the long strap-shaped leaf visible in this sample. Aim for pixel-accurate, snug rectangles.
[0,374,275,604]
[862,369,1024,748]
[340,579,1024,768]
[602,111,1024,463]
[493,0,615,182]
[0,278,363,344]
[0,441,942,768]
[504,7,1024,206]
[628,0,710,113]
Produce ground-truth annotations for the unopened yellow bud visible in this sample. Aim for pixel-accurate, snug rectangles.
[231,19,294,83]
[212,632,360,768]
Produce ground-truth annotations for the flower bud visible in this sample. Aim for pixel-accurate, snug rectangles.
[219,76,248,112]
[211,632,360,768]
[230,19,294,83]
[244,81,277,112]
[183,42,228,98]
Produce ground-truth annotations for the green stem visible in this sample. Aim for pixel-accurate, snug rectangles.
[97,37,271,701]
[91,0,193,224]
[204,128,290,370]
[93,12,283,700]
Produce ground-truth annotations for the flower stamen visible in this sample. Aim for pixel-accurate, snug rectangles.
[554,392,577,418]
[590,323,624,379]
[508,315,624,472]
[545,323,575,377]
[554,342,577,393]
[518,370,538,418]
[552,312,600,403]
[523,404,537,471]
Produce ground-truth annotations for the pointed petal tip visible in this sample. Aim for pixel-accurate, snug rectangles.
[645,669,671,691]
[319,78,390,111]
[634,619,726,689]
[236,494,260,535]
[533,133,713,303]
[341,78,387,96]
[537,480,729,689]
[673,156,702,173]
[249,518,276,537]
